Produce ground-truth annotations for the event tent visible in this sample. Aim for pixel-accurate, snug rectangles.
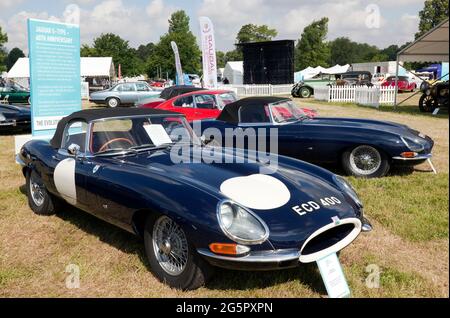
[394,18,449,106]
[223,61,243,85]
[294,64,350,82]
[7,57,116,79]
[397,19,449,63]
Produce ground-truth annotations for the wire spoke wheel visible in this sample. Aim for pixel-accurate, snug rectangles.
[349,145,382,176]
[152,216,189,276]
[29,174,45,207]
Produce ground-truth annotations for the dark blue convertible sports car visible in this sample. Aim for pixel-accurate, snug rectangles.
[0,103,31,133]
[17,108,372,290]
[198,97,434,178]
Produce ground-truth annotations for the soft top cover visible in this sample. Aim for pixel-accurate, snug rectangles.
[217,96,290,124]
[160,85,205,100]
[50,108,179,149]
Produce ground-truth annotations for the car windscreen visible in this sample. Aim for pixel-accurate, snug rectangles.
[217,92,238,110]
[270,101,309,124]
[90,115,200,155]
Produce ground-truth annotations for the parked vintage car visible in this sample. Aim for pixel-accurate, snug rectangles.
[135,85,206,108]
[17,108,371,290]
[141,90,317,122]
[0,103,31,133]
[336,71,373,86]
[419,80,449,113]
[381,76,417,92]
[140,90,239,122]
[199,97,434,178]
[291,73,336,98]
[0,82,31,104]
[90,82,161,108]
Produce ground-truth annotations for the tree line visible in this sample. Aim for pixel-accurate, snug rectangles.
[0,0,448,78]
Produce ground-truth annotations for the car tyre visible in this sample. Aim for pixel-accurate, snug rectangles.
[26,170,60,215]
[144,213,214,290]
[419,95,436,113]
[107,97,120,108]
[342,145,390,178]
[299,87,312,98]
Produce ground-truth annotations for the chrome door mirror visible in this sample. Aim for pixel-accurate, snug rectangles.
[67,143,81,157]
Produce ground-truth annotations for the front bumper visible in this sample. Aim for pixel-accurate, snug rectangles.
[198,248,301,271]
[392,153,432,163]
[199,217,373,271]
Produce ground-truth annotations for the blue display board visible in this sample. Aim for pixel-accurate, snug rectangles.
[27,19,81,137]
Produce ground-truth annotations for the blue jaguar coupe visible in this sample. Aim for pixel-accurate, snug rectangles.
[198,97,434,178]
[17,108,371,290]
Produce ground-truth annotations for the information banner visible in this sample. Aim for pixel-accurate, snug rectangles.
[27,19,81,137]
[199,17,218,89]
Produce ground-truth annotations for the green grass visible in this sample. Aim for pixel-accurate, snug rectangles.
[349,173,449,242]
[305,98,449,119]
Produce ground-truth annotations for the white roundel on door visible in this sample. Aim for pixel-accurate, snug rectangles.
[220,174,291,210]
[54,158,77,206]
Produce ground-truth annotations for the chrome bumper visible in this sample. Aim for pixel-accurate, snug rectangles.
[15,154,26,167]
[198,248,300,264]
[392,153,432,161]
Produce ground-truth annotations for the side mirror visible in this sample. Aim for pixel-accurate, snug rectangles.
[68,143,81,157]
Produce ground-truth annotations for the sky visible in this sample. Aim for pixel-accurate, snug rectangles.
[0,0,426,53]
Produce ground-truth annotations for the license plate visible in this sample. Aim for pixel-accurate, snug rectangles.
[316,253,351,298]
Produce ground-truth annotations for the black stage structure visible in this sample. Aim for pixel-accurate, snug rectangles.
[239,40,295,85]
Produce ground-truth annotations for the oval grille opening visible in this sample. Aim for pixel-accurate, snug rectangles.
[302,223,355,256]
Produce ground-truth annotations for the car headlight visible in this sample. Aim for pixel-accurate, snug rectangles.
[401,136,424,152]
[217,200,269,245]
[0,113,5,122]
[333,175,363,208]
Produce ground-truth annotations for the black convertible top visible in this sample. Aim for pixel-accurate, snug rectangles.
[217,96,290,124]
[50,108,178,149]
[159,85,205,100]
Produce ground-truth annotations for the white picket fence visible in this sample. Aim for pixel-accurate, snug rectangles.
[314,85,396,108]
[217,84,293,97]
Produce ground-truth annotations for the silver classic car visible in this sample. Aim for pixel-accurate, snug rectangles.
[90,82,161,108]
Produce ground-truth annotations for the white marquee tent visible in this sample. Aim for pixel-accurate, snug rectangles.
[294,64,350,82]
[7,57,116,80]
[223,61,243,85]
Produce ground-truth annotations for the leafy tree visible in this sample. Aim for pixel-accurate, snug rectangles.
[216,51,226,68]
[380,44,400,61]
[236,24,278,44]
[295,18,330,71]
[416,0,449,38]
[136,43,155,61]
[0,27,8,73]
[92,33,143,76]
[146,11,201,79]
[5,47,25,71]
[80,44,98,57]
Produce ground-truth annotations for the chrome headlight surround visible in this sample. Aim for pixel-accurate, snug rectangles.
[0,112,5,122]
[217,200,270,245]
[401,136,424,152]
[333,175,363,208]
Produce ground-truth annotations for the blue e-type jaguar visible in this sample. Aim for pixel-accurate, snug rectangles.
[198,97,434,178]
[17,108,372,290]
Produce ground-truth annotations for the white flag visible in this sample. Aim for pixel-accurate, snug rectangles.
[199,17,218,89]
[171,41,184,85]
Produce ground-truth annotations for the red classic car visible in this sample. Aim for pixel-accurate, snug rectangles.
[382,76,417,92]
[140,90,317,122]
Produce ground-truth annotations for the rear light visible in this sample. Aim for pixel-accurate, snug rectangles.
[209,243,250,256]
[401,152,418,158]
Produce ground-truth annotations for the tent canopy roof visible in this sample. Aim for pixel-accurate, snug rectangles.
[7,57,115,78]
[398,18,449,62]
[225,61,243,73]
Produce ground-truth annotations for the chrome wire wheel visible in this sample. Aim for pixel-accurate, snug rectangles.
[29,174,45,207]
[152,216,189,276]
[349,145,382,176]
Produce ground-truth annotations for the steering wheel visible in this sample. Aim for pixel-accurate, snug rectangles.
[98,138,134,153]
